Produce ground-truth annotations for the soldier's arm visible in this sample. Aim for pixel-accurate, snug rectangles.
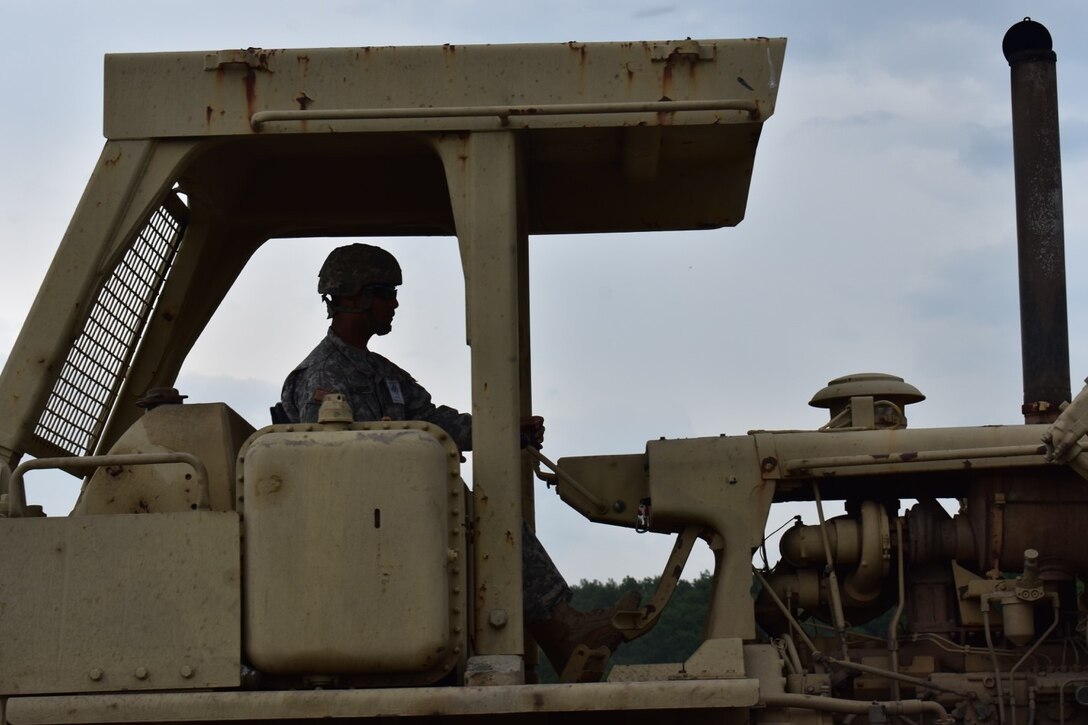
[400,376,474,451]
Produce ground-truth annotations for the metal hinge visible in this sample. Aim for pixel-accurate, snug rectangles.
[651,40,716,62]
[204,48,272,72]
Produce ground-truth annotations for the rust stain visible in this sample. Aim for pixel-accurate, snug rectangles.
[296,54,310,74]
[295,92,313,110]
[899,452,919,462]
[103,147,123,167]
[661,62,673,98]
[244,67,258,122]
[205,105,214,126]
[569,42,588,94]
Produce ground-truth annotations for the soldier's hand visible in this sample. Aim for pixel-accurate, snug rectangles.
[520,415,545,449]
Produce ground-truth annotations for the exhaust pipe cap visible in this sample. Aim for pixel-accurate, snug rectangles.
[1003,18,1055,65]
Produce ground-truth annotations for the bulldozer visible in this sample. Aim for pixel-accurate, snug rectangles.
[2,16,1087,725]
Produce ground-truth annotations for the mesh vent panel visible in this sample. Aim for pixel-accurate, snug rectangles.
[34,197,186,456]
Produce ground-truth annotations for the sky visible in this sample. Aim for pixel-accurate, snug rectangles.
[2,1,1087,584]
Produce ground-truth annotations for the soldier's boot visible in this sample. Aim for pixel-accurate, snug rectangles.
[529,590,641,682]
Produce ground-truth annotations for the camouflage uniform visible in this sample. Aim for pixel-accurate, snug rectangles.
[281,328,570,620]
[281,329,473,449]
[520,521,571,620]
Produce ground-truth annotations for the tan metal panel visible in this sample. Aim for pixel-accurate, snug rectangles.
[72,403,254,516]
[104,40,784,139]
[241,425,464,681]
[0,513,240,695]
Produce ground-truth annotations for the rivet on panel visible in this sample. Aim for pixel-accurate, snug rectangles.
[134,667,149,680]
[180,665,194,678]
[88,668,103,681]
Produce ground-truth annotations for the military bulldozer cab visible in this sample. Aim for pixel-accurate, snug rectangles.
[0,36,786,720]
[4,20,1088,725]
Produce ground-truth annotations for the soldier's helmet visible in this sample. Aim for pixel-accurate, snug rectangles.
[318,243,403,297]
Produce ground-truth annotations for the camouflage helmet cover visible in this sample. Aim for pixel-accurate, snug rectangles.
[318,243,403,297]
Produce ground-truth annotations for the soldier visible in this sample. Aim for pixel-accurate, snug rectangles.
[281,242,637,680]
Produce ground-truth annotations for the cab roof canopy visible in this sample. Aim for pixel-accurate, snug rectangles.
[0,36,784,465]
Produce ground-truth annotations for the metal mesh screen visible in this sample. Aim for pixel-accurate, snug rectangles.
[33,195,187,457]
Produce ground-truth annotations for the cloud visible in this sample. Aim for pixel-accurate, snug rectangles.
[631,5,675,20]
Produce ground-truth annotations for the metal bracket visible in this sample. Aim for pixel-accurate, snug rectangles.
[612,524,702,640]
[989,493,1006,573]
[559,644,610,683]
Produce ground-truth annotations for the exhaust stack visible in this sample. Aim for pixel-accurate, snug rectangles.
[1003,18,1071,424]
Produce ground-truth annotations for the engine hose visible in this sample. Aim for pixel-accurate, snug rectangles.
[760,694,953,725]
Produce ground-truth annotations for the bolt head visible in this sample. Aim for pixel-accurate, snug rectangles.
[488,609,509,628]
